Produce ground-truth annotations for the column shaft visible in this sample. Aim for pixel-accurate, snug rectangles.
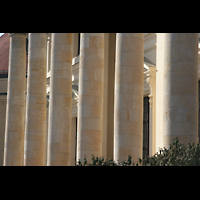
[24,33,47,166]
[163,33,199,146]
[47,33,73,166]
[3,33,27,166]
[114,33,144,163]
[77,33,104,162]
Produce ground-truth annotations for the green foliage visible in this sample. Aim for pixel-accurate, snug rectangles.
[142,137,200,166]
[76,138,200,166]
[76,154,140,166]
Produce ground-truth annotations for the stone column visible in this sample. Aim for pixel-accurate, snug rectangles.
[77,33,104,163]
[23,33,47,166]
[163,33,199,147]
[3,33,27,166]
[114,33,144,163]
[47,33,73,166]
[156,33,165,151]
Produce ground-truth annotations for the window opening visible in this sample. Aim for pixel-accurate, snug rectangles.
[143,96,149,159]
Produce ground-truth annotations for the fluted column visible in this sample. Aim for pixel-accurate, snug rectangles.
[47,33,73,166]
[23,33,47,166]
[114,33,144,163]
[77,33,104,162]
[163,33,199,147]
[3,33,27,166]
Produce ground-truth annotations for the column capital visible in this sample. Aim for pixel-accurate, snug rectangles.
[145,66,156,109]
[145,66,156,88]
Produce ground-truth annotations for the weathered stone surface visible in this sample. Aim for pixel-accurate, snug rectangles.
[163,33,199,147]
[114,33,144,163]
[47,33,72,166]
[4,33,26,166]
[77,33,104,163]
[24,33,47,166]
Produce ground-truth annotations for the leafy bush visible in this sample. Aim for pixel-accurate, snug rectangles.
[76,154,134,166]
[76,138,200,166]
[142,137,200,166]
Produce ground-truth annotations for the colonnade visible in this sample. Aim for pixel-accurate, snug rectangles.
[3,33,199,166]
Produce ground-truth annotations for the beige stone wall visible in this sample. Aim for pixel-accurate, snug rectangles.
[0,79,7,93]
